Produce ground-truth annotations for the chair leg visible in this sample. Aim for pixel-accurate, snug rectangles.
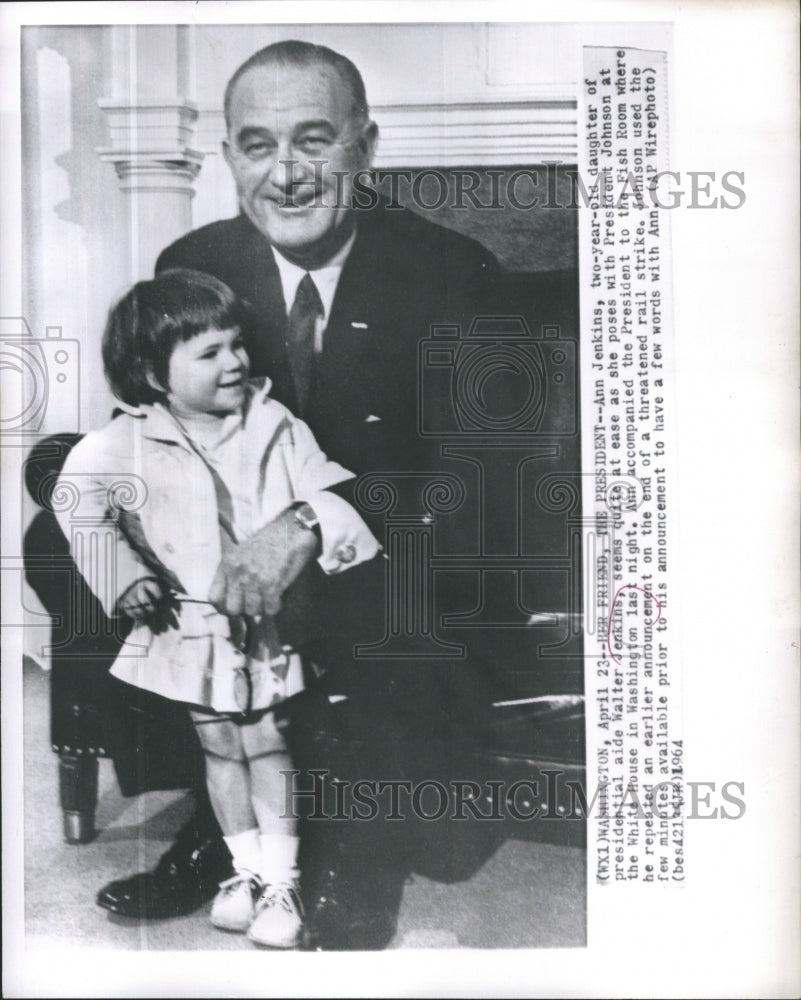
[58,754,98,844]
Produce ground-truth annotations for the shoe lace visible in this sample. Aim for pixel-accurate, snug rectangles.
[218,871,262,895]
[256,882,305,919]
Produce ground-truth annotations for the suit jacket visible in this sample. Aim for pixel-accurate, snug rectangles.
[156,200,502,481]
[157,202,510,732]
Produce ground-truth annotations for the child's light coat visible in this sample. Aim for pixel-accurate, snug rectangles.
[57,379,379,711]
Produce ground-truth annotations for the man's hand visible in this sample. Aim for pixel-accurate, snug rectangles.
[208,506,320,617]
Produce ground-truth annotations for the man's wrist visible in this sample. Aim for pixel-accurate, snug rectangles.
[290,501,323,548]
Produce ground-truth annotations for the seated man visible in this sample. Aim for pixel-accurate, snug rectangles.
[96,39,515,949]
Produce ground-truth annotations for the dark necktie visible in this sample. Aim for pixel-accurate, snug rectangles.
[286,273,323,417]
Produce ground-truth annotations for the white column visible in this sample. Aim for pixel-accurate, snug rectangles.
[96,26,204,280]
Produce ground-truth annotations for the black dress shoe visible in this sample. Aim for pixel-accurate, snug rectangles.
[301,854,404,951]
[97,832,233,919]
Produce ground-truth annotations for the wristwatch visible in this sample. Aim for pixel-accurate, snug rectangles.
[291,501,322,543]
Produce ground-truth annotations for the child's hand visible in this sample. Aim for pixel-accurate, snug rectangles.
[117,577,166,621]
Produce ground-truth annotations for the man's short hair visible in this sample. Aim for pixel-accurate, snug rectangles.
[223,40,370,131]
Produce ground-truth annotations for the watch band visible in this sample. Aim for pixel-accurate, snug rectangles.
[291,501,322,542]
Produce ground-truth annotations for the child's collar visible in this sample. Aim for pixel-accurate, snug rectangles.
[114,375,273,419]
[117,377,273,442]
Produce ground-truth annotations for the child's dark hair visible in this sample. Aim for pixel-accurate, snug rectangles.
[102,269,251,406]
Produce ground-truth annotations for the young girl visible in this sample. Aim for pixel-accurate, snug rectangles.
[57,269,380,948]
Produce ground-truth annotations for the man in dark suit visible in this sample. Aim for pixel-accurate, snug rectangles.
[96,39,507,948]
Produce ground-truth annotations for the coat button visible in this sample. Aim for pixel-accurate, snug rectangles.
[336,544,356,564]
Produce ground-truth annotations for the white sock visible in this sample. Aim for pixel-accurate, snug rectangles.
[258,832,300,885]
[223,828,262,879]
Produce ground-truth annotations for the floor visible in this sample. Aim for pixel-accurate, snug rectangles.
[20,659,586,956]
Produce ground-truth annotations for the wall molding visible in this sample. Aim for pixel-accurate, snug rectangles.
[96,97,205,275]
[96,99,204,192]
[196,95,579,168]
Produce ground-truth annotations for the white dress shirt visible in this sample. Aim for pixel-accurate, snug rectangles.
[271,231,357,353]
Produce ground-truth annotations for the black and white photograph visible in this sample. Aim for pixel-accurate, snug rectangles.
[1,2,798,998]
[14,10,588,956]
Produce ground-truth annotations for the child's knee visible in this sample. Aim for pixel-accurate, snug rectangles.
[241,710,288,760]
[191,713,246,761]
